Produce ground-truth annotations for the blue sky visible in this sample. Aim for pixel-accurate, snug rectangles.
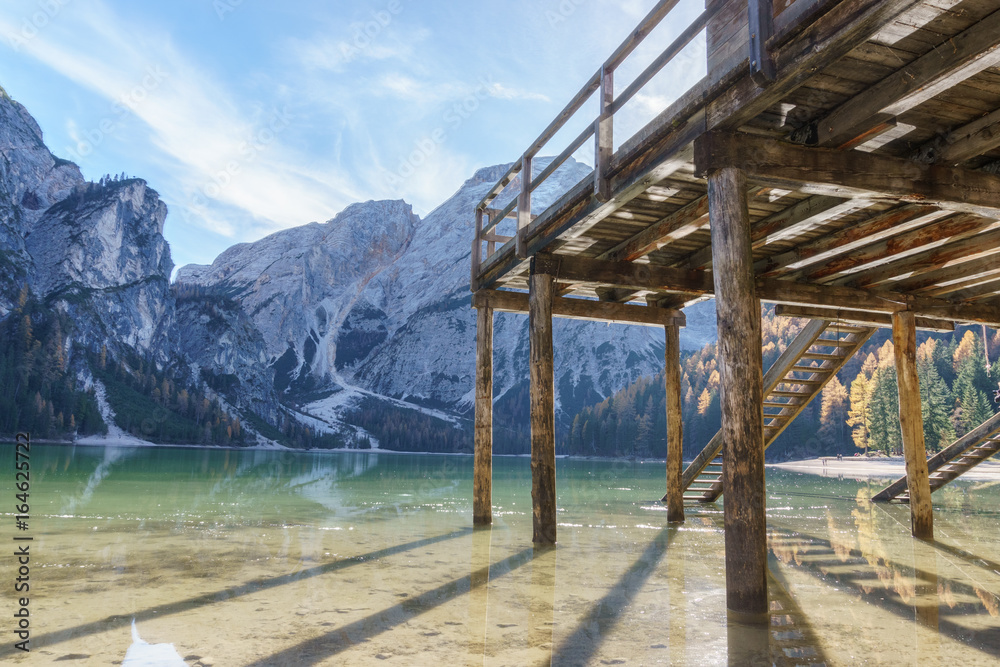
[0,0,705,271]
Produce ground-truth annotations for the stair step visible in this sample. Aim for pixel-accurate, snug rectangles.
[763,400,799,407]
[770,390,814,397]
[800,352,844,361]
[809,339,858,347]
[777,378,825,385]
[790,364,829,372]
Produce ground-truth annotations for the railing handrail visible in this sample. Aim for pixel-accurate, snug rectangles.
[471,0,717,282]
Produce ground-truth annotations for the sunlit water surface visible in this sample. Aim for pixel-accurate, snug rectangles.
[1,444,998,666]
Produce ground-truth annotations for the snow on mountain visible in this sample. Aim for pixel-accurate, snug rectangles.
[177,157,717,434]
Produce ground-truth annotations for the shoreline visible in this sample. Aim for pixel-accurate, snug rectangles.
[769,456,1000,481]
[4,439,1000,481]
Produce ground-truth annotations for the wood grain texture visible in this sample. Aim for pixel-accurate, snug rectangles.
[694,130,1000,218]
[708,166,768,616]
[474,305,493,526]
[892,310,934,539]
[473,289,686,327]
[529,262,557,545]
[665,323,685,523]
[816,7,1000,147]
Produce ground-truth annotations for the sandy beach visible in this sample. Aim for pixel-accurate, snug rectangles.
[770,456,1000,481]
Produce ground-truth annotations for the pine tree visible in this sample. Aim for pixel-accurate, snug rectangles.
[918,352,954,451]
[868,367,901,454]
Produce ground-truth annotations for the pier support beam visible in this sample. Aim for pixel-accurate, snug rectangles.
[474,304,494,525]
[665,322,685,523]
[893,310,934,539]
[530,258,557,544]
[708,166,768,620]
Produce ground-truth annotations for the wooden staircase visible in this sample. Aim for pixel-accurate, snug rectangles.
[675,319,877,503]
[872,410,1000,502]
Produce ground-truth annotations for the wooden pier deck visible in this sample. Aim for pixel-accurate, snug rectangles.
[470,0,1000,619]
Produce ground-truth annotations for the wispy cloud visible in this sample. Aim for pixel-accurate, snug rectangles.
[0,1,360,239]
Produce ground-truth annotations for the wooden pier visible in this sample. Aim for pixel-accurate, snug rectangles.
[470,0,1000,619]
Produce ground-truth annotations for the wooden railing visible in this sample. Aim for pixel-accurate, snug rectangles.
[470,0,716,285]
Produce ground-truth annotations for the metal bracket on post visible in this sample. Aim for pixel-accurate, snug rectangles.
[516,155,531,259]
[748,0,775,85]
[594,65,614,202]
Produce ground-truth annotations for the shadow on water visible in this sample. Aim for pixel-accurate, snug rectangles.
[0,528,473,659]
[928,538,1000,576]
[245,541,538,666]
[551,525,680,665]
[768,525,1000,658]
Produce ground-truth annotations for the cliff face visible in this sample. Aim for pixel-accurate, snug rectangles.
[177,158,718,436]
[0,86,280,443]
[2,82,718,448]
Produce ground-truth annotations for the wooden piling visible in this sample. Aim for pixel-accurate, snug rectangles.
[665,322,685,523]
[708,166,768,620]
[892,310,934,539]
[474,304,494,525]
[529,259,557,545]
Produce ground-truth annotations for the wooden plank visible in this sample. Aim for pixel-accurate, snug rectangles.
[533,253,716,296]
[694,130,1000,218]
[665,322,685,523]
[801,213,994,282]
[774,304,955,332]
[874,410,1000,502]
[473,289,686,327]
[600,195,710,262]
[682,194,858,269]
[917,105,1000,164]
[757,278,1000,326]
[709,165,768,619]
[489,253,1000,326]
[474,305,493,525]
[708,0,926,130]
[839,225,1000,288]
[529,261,557,545]
[595,66,614,202]
[814,8,1000,148]
[517,156,532,258]
[755,204,947,277]
[936,275,1000,301]
[888,246,1000,293]
[892,310,933,539]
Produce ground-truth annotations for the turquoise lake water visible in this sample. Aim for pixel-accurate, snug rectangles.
[1,444,998,665]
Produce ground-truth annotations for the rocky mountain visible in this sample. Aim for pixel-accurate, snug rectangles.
[1,83,717,450]
[0,85,280,446]
[176,158,717,447]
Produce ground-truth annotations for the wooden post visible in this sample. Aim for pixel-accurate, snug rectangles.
[595,65,613,202]
[471,207,484,291]
[892,310,934,539]
[665,322,685,523]
[708,166,768,621]
[517,156,532,259]
[474,304,494,525]
[530,258,557,544]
